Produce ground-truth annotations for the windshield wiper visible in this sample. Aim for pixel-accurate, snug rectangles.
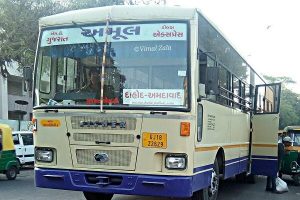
[72,21,99,44]
[99,15,111,113]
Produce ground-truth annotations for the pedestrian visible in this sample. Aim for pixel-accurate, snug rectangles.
[0,131,2,151]
[265,141,285,193]
[282,136,293,148]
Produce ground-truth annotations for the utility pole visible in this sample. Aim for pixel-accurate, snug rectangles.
[0,64,9,119]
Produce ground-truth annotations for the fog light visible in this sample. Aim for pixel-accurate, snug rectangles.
[165,154,187,170]
[35,148,54,162]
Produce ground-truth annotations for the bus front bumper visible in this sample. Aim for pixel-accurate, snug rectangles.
[35,168,195,198]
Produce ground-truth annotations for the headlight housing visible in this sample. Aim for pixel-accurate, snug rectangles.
[165,154,187,170]
[35,148,54,162]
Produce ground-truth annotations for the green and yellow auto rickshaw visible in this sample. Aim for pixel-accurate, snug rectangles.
[0,124,20,180]
[280,126,300,185]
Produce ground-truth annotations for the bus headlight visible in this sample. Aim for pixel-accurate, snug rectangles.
[165,154,187,170]
[35,148,54,162]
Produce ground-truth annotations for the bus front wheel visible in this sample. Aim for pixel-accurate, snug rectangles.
[83,192,113,200]
[192,159,220,200]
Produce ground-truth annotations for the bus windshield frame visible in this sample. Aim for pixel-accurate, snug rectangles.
[34,21,191,112]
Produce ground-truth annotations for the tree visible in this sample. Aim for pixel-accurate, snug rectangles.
[263,75,300,129]
[65,0,124,10]
[125,0,166,5]
[0,0,125,74]
[0,0,65,68]
[263,75,296,85]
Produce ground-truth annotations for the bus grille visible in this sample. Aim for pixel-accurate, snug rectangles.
[74,133,135,143]
[76,149,132,166]
[71,116,136,130]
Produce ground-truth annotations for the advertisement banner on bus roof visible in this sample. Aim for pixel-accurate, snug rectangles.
[41,23,187,47]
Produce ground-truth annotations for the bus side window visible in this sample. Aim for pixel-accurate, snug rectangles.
[199,53,207,85]
[39,55,51,94]
[199,52,216,84]
[241,82,246,108]
[197,104,203,142]
[219,66,231,106]
[232,76,240,109]
[254,84,280,114]
[57,58,78,93]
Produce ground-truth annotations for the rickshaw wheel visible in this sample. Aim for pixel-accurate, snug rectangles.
[6,166,17,180]
[292,174,300,186]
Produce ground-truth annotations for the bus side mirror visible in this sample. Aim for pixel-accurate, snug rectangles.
[205,67,219,95]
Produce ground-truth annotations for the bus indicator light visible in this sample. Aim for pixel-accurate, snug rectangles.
[180,122,190,136]
[32,118,37,131]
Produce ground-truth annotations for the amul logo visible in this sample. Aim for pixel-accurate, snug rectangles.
[81,26,140,40]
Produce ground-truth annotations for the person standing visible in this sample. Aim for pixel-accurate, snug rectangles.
[278,139,285,178]
[266,140,285,193]
[0,131,3,151]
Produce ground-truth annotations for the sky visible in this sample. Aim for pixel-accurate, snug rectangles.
[167,0,300,93]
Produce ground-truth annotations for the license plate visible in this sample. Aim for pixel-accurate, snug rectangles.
[142,132,167,149]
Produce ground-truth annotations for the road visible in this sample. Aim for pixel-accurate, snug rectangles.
[0,168,299,200]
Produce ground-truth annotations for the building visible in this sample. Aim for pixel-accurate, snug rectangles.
[0,61,32,121]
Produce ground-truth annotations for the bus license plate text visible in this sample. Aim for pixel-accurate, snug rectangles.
[142,133,167,148]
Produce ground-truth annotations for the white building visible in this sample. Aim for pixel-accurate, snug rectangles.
[0,61,32,121]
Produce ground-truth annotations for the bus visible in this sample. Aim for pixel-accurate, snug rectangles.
[32,5,281,200]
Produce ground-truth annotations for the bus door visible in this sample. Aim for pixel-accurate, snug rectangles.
[251,83,281,177]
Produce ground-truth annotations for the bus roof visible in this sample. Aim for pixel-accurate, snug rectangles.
[38,5,266,85]
[39,5,197,27]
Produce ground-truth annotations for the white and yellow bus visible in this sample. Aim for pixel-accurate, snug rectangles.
[32,5,281,200]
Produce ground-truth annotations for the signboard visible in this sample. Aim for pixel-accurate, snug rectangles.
[40,119,61,127]
[123,89,184,106]
[41,23,187,47]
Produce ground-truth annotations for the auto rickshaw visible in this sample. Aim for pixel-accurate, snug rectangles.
[280,126,300,185]
[0,124,20,180]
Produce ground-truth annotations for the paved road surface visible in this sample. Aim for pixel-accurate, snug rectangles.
[0,168,299,200]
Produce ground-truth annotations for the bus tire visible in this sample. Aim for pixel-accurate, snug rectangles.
[192,159,219,200]
[6,166,18,180]
[83,192,113,200]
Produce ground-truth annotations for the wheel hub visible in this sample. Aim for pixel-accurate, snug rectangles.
[9,170,16,177]
[209,169,219,196]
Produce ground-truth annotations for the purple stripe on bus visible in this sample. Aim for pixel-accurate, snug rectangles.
[193,164,214,173]
[225,156,248,165]
[35,168,212,198]
[224,158,248,179]
[193,156,248,174]
[251,158,278,177]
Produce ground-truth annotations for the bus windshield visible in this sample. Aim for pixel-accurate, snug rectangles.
[36,22,188,109]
